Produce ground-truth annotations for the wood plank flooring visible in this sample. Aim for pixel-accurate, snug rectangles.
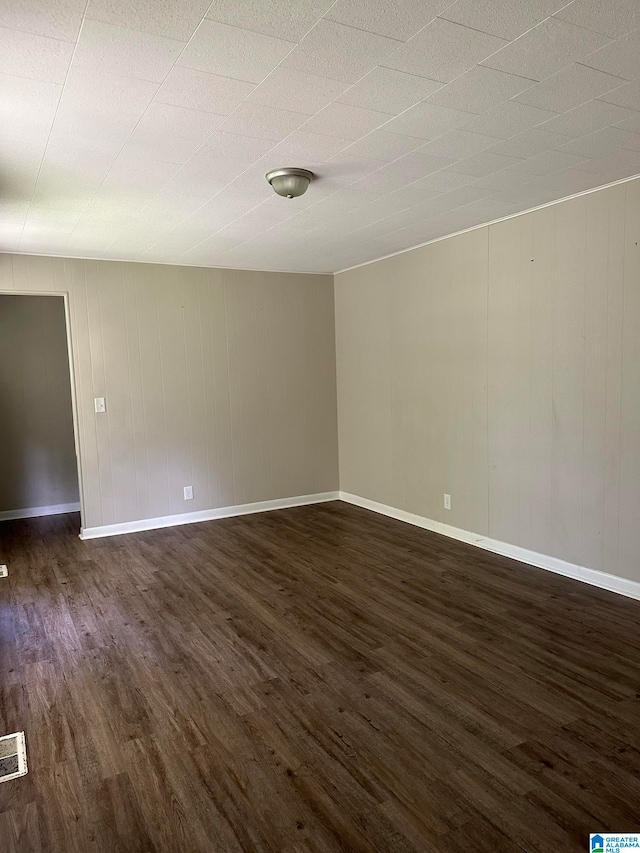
[1,501,639,852]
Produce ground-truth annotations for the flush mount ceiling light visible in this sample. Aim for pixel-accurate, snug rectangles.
[266,168,314,199]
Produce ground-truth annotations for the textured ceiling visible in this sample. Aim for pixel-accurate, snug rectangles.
[2,0,640,273]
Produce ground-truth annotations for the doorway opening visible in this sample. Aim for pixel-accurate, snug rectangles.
[0,293,83,530]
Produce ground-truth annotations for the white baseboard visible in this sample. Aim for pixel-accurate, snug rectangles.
[0,502,81,521]
[339,492,640,603]
[79,491,340,540]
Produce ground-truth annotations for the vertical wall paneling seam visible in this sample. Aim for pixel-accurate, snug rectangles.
[197,275,212,508]
[133,269,150,518]
[180,270,194,505]
[123,265,139,521]
[601,194,611,571]
[253,279,266,499]
[616,187,628,574]
[97,263,116,523]
[224,277,238,505]
[207,274,222,507]
[579,202,587,568]
[611,188,625,573]
[278,281,290,495]
[486,227,492,537]
[263,278,275,499]
[234,276,247,501]
[153,266,171,509]
[299,282,311,494]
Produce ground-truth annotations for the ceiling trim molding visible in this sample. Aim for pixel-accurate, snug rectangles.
[335,171,640,275]
[2,251,332,277]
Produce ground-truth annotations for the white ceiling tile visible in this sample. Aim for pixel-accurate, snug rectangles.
[359,151,455,192]
[60,67,160,116]
[600,82,640,111]
[247,68,348,114]
[385,102,476,140]
[426,66,536,115]
[174,154,270,191]
[384,19,507,83]
[0,26,74,83]
[124,103,226,163]
[85,0,211,41]
[583,28,640,82]
[49,105,141,155]
[487,127,572,158]
[336,67,442,115]
[554,0,640,39]
[614,112,640,133]
[282,19,400,83]
[396,170,474,195]
[31,166,111,209]
[99,155,180,195]
[342,129,424,161]
[269,129,352,161]
[465,101,558,137]
[156,67,255,115]
[220,102,309,140]
[178,19,294,83]
[195,130,278,161]
[557,126,640,157]
[418,129,501,159]
[470,166,536,191]
[0,0,85,41]
[565,147,640,175]
[206,0,332,42]
[321,155,387,181]
[325,0,451,42]
[446,150,522,177]
[414,185,494,217]
[507,148,588,175]
[0,73,62,130]
[74,20,185,82]
[24,207,83,228]
[441,0,568,41]
[482,18,611,82]
[144,189,210,217]
[514,63,625,113]
[538,99,638,137]
[529,167,616,192]
[347,194,416,227]
[300,102,391,140]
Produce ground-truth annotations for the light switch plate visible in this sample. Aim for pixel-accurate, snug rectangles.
[94,397,106,413]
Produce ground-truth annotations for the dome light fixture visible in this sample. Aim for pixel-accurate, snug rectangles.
[266,167,314,199]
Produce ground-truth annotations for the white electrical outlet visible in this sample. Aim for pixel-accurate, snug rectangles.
[444,493,451,510]
[94,397,106,413]
[0,564,7,578]
[183,486,194,501]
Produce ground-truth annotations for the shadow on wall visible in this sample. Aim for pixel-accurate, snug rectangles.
[0,295,79,514]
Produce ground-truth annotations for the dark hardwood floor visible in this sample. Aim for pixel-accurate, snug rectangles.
[1,502,639,852]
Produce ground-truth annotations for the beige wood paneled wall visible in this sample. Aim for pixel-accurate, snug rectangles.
[335,178,640,584]
[0,256,338,529]
[0,294,79,513]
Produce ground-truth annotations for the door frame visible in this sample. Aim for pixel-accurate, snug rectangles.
[0,289,86,532]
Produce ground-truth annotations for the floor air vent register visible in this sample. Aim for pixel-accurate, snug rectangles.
[0,732,28,783]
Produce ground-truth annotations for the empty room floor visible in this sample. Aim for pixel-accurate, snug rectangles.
[1,502,639,852]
